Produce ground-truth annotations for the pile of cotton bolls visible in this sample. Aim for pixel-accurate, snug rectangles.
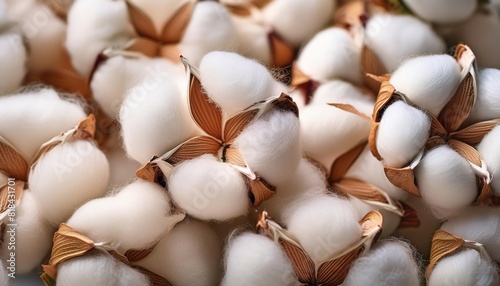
[0,0,499,285]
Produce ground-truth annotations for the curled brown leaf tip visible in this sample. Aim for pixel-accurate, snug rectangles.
[272,93,299,117]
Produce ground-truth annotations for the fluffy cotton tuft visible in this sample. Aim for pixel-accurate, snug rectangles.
[29,140,110,227]
[477,126,500,196]
[67,180,181,251]
[235,109,301,185]
[364,13,445,72]
[414,146,477,219]
[57,251,150,286]
[0,32,26,95]
[222,232,297,286]
[284,193,362,264]
[389,55,461,116]
[403,0,477,24]
[135,219,222,286]
[199,51,276,116]
[376,101,430,168]
[428,249,499,286]
[467,68,500,124]
[297,27,362,84]
[168,155,249,221]
[0,88,87,161]
[228,15,273,65]
[343,240,420,286]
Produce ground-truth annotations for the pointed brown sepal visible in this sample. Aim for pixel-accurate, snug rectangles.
[329,142,367,183]
[450,119,500,146]
[246,176,276,207]
[334,179,388,204]
[272,93,299,117]
[126,0,159,40]
[369,122,382,160]
[328,103,371,121]
[223,146,246,167]
[161,1,194,44]
[426,230,465,278]
[397,201,421,228]
[291,64,319,105]
[0,136,29,181]
[316,245,363,285]
[128,37,161,58]
[125,247,156,263]
[384,166,421,197]
[136,160,167,186]
[268,31,294,68]
[447,139,482,167]
[361,45,387,94]
[224,109,259,143]
[166,136,220,166]
[474,180,494,206]
[279,238,316,285]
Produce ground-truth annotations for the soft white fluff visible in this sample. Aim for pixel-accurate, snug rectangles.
[228,15,273,66]
[343,240,420,286]
[285,193,362,264]
[199,51,276,116]
[441,207,500,261]
[235,109,301,186]
[414,146,477,219]
[403,0,477,24]
[0,88,87,161]
[57,251,150,286]
[364,13,445,72]
[29,140,110,227]
[0,191,54,274]
[135,219,222,286]
[222,232,297,286]
[376,101,430,168]
[168,155,249,221]
[296,27,362,84]
[467,68,500,124]
[477,126,500,196]
[0,32,26,95]
[261,0,334,47]
[428,249,499,286]
[346,145,409,201]
[389,55,461,116]
[119,70,197,164]
[67,180,180,251]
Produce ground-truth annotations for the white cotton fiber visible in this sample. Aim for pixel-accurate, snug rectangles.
[346,145,409,201]
[261,0,334,47]
[66,0,134,75]
[168,155,249,221]
[119,70,197,164]
[414,146,477,219]
[0,191,54,274]
[477,126,500,196]
[441,207,500,261]
[300,104,370,170]
[135,219,222,286]
[229,15,273,66]
[389,55,461,116]
[466,68,500,124]
[67,180,181,251]
[179,1,236,67]
[364,13,445,72]
[0,32,26,95]
[428,249,499,286]
[199,51,276,116]
[235,109,301,186]
[376,101,430,168]
[296,27,362,84]
[343,240,420,286]
[29,140,110,227]
[285,194,362,264]
[0,88,87,161]
[403,0,476,24]
[222,232,297,286]
[57,251,150,286]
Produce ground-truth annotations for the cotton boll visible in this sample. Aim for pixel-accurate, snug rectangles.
[0,191,53,274]
[120,73,197,164]
[67,180,179,251]
[389,55,461,116]
[135,219,222,286]
[343,240,420,286]
[296,27,362,84]
[199,51,276,116]
[0,32,26,95]
[285,194,362,264]
[364,13,446,72]
[477,126,500,196]
[179,1,236,67]
[441,207,500,261]
[235,109,301,185]
[29,140,110,227]
[466,68,500,124]
[0,88,86,161]
[428,249,499,286]
[310,80,375,115]
[346,146,409,201]
[414,146,477,219]
[229,15,273,66]
[66,0,134,75]
[262,0,334,47]
[169,155,249,221]
[403,0,476,24]
[376,101,430,168]
[57,251,150,286]
[222,232,297,286]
